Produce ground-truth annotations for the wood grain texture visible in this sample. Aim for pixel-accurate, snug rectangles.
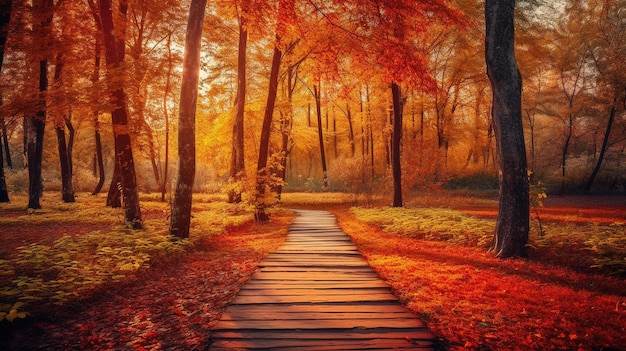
[209,210,435,350]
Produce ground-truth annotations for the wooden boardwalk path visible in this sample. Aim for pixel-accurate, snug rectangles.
[209,210,435,350]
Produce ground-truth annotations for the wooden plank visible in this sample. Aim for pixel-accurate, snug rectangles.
[212,317,425,330]
[211,329,434,341]
[219,311,420,321]
[229,293,399,304]
[219,303,410,312]
[236,288,393,296]
[210,339,433,350]
[250,271,381,281]
[241,281,391,289]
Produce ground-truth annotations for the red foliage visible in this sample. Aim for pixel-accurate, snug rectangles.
[336,210,626,351]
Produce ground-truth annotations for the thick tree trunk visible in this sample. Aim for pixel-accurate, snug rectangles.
[255,43,282,222]
[485,0,529,258]
[169,0,206,238]
[313,84,328,188]
[99,0,142,228]
[56,126,75,202]
[391,82,403,208]
[106,160,122,207]
[27,58,48,210]
[228,17,247,204]
[0,1,12,197]
[53,54,75,203]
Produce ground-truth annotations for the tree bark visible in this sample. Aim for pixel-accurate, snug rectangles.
[100,0,142,228]
[391,82,403,208]
[583,96,619,192]
[228,14,247,204]
[0,1,12,204]
[169,0,206,238]
[161,32,173,203]
[27,57,48,210]
[254,41,282,222]
[53,53,75,203]
[55,125,75,202]
[485,0,529,258]
[92,123,106,195]
[314,84,328,188]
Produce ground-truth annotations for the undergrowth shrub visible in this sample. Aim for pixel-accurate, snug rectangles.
[0,229,191,322]
[351,207,494,247]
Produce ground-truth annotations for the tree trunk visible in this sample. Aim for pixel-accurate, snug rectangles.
[255,42,282,222]
[27,57,48,210]
[161,33,173,203]
[99,0,142,228]
[56,126,75,202]
[1,117,10,169]
[169,0,206,238]
[346,103,355,158]
[314,84,328,188]
[391,82,403,208]
[53,54,75,203]
[92,124,106,195]
[0,1,12,204]
[106,160,122,207]
[485,0,529,258]
[584,96,618,192]
[228,15,247,204]
[0,132,7,202]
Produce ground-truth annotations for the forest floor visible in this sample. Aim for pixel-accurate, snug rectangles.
[0,192,625,350]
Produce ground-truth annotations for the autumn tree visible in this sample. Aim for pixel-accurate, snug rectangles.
[485,0,529,258]
[227,0,248,204]
[0,0,11,203]
[99,0,142,228]
[169,0,206,238]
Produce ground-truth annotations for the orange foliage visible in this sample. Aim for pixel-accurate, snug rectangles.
[336,211,626,350]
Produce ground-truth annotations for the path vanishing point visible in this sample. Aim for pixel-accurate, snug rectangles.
[209,209,436,350]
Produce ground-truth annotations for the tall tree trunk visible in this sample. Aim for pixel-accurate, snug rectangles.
[255,42,282,222]
[169,0,206,238]
[53,53,75,203]
[161,32,173,203]
[485,0,529,258]
[0,130,7,202]
[346,103,355,158]
[0,1,12,202]
[391,82,403,208]
[228,14,247,204]
[56,126,75,202]
[583,94,620,192]
[92,121,106,195]
[1,117,10,169]
[99,0,142,228]
[313,84,328,188]
[27,57,48,209]
[88,0,105,196]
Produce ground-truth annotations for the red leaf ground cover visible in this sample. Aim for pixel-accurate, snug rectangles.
[0,217,290,351]
[335,209,626,351]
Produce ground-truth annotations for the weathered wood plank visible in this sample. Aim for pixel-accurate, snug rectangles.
[210,338,433,350]
[229,293,399,304]
[212,318,425,330]
[211,329,434,341]
[236,287,393,296]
